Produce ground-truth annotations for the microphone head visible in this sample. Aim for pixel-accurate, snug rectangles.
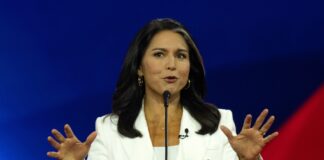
[163,90,171,107]
[163,90,171,99]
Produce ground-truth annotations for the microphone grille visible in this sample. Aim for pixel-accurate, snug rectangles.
[163,90,171,98]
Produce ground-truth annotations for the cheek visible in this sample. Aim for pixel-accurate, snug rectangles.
[179,63,190,79]
[142,61,162,75]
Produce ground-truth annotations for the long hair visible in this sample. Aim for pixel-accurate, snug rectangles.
[111,18,221,138]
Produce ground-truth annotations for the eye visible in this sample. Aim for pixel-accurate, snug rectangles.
[177,52,188,59]
[153,51,164,58]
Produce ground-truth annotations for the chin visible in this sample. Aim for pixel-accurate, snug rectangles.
[164,89,180,95]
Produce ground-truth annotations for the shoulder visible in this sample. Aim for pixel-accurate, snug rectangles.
[88,114,120,159]
[204,108,238,152]
[218,108,233,115]
[218,108,234,122]
[94,114,119,136]
[218,108,237,134]
[218,109,235,130]
[219,108,234,117]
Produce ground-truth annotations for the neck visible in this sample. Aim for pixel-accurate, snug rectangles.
[143,91,182,123]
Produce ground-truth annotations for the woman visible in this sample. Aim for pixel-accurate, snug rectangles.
[47,18,278,160]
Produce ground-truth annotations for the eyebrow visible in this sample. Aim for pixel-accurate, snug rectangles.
[151,48,188,53]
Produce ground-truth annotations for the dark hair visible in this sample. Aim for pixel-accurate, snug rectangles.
[110,18,221,138]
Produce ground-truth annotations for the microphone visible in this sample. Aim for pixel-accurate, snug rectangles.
[162,90,171,160]
[163,90,171,107]
[178,128,189,139]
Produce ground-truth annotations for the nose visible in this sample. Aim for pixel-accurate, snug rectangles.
[166,55,176,71]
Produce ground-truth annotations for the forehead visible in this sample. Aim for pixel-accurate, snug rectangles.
[146,30,188,50]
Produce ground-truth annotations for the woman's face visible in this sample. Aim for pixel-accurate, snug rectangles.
[138,30,190,97]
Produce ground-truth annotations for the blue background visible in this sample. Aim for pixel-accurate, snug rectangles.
[0,0,323,159]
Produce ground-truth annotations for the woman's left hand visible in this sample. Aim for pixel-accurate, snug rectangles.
[220,109,279,160]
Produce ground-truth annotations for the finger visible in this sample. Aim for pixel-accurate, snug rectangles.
[259,115,275,134]
[264,131,279,143]
[47,136,60,150]
[241,114,252,131]
[220,125,234,140]
[85,131,97,147]
[47,151,62,159]
[253,108,269,129]
[51,129,65,143]
[64,124,76,138]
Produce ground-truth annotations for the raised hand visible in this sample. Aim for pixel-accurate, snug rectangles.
[47,124,97,160]
[221,109,279,160]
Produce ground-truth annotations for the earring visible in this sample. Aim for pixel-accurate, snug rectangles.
[185,79,191,89]
[138,76,144,86]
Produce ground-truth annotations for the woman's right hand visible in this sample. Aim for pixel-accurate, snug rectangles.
[47,124,97,160]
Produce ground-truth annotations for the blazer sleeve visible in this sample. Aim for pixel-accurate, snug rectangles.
[219,109,239,160]
[87,116,112,160]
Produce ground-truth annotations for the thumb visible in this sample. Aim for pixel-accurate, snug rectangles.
[84,131,97,147]
[220,125,234,140]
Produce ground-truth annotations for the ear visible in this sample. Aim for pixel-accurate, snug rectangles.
[137,66,143,76]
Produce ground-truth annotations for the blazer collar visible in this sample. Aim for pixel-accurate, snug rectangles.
[120,103,210,160]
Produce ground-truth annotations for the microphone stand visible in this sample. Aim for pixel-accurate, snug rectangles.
[164,101,168,160]
[163,91,170,160]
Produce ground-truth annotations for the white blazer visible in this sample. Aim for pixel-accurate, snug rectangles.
[87,106,239,160]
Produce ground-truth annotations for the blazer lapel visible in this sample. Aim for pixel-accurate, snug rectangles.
[120,105,154,160]
[177,108,210,160]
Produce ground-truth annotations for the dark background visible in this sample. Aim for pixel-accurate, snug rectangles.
[0,0,323,159]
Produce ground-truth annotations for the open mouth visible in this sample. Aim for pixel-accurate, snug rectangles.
[164,76,178,83]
